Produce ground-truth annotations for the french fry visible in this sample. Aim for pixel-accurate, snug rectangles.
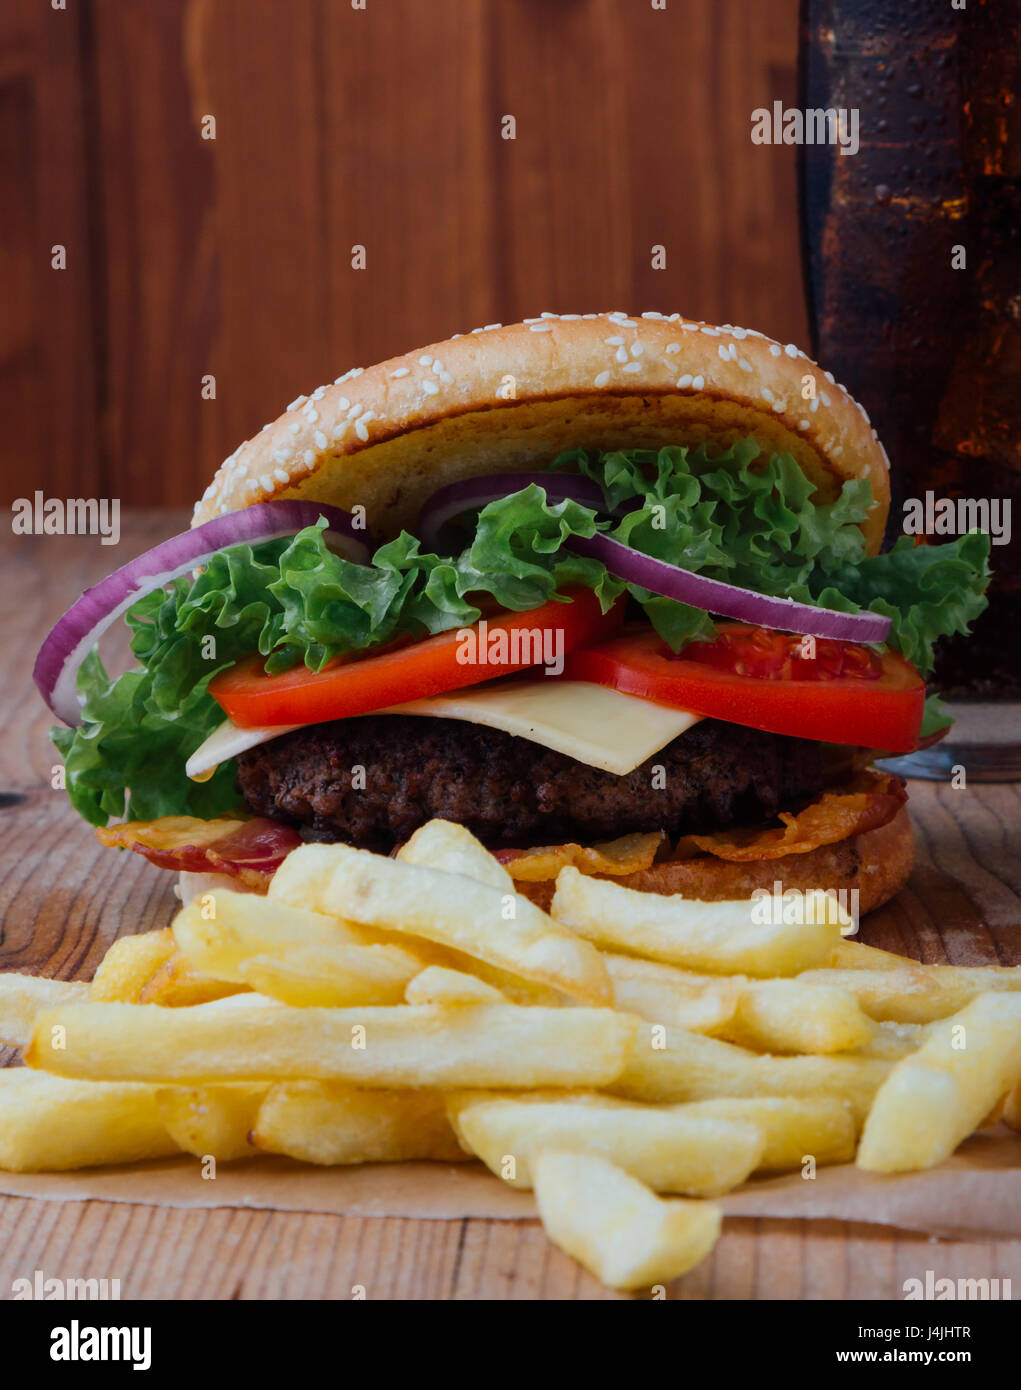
[724,979,876,1054]
[270,844,612,1005]
[0,974,89,1049]
[404,966,504,1006]
[827,939,918,971]
[850,1020,931,1061]
[396,819,512,891]
[610,1022,890,1123]
[453,1093,764,1196]
[797,966,985,1024]
[90,929,177,1002]
[155,1083,266,1161]
[27,998,636,1089]
[531,1150,722,1290]
[138,951,244,1007]
[254,1082,465,1164]
[551,869,844,976]
[236,945,422,1007]
[674,1096,857,1169]
[857,994,1021,1171]
[0,1069,177,1172]
[603,955,741,1034]
[172,891,400,982]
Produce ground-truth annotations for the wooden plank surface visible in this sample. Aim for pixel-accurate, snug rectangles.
[1,513,1019,1300]
[1,0,807,508]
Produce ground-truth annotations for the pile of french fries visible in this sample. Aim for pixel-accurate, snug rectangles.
[2,819,1020,1292]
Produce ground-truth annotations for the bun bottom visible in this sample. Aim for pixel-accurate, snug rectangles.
[516,807,915,917]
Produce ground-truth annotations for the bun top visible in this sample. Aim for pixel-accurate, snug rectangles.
[193,311,891,554]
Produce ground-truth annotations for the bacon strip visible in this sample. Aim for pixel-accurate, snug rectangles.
[679,771,908,862]
[494,831,666,882]
[96,815,301,888]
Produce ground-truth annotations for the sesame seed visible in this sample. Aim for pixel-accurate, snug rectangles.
[389,367,410,379]
[540,311,557,319]
[288,421,301,435]
[784,344,798,358]
[303,407,319,423]
[273,467,290,484]
[810,397,820,413]
[331,421,349,440]
[605,336,625,346]
[682,323,699,332]
[422,379,440,394]
[630,342,644,357]
[622,361,642,374]
[641,311,664,320]
[561,314,581,321]
[259,474,273,490]
[244,478,260,492]
[665,343,681,354]
[594,371,611,387]
[347,403,364,419]
[287,395,308,411]
[272,448,293,464]
[523,318,542,325]
[355,419,369,441]
[470,327,485,334]
[769,344,782,357]
[871,427,879,440]
[615,346,628,363]
[718,345,729,362]
[772,400,785,413]
[799,419,810,430]
[314,430,327,449]
[432,359,444,373]
[732,327,748,339]
[699,326,720,337]
[762,387,775,402]
[438,371,453,384]
[738,359,752,373]
[858,403,871,424]
[677,374,693,388]
[824,370,835,384]
[419,355,433,366]
[582,313,598,320]
[302,449,315,464]
[692,375,705,390]
[337,398,350,411]
[832,444,844,456]
[861,462,871,476]
[820,391,831,407]
[529,323,553,332]
[311,387,326,401]
[483,323,502,330]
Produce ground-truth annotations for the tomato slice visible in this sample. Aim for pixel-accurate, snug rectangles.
[210,589,624,727]
[562,623,926,752]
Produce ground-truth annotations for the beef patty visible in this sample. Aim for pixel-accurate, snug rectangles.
[235,715,824,853]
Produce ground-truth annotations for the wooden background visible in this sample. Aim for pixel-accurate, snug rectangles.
[1,0,806,509]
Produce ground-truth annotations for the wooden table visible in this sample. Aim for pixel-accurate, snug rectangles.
[2,514,1019,1300]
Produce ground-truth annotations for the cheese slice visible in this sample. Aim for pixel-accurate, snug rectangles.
[187,680,701,781]
[378,680,702,775]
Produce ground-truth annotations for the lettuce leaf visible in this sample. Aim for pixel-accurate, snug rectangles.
[52,441,991,825]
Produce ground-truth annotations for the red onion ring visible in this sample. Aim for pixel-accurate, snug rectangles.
[35,501,371,727]
[415,472,606,552]
[565,533,892,643]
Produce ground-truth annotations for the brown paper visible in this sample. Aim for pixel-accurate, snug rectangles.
[2,1128,1019,1241]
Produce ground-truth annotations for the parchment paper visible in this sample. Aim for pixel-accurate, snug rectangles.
[2,1128,1019,1241]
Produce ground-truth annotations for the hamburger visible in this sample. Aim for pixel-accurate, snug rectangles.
[36,312,990,914]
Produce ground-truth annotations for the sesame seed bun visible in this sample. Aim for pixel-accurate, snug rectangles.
[192,311,891,553]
